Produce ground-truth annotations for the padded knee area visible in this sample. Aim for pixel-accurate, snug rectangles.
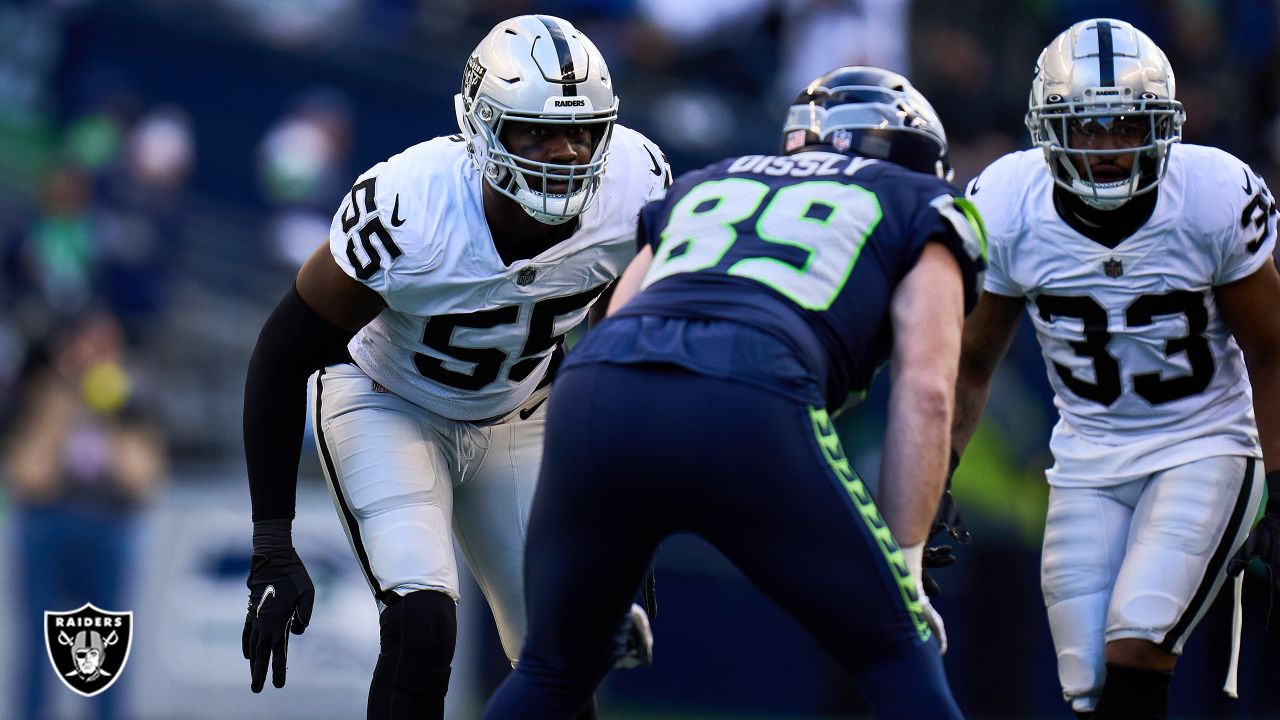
[1046,593,1108,711]
[369,590,457,719]
[1110,589,1182,641]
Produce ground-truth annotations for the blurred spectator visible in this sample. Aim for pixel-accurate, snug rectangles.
[256,87,353,267]
[19,165,97,316]
[0,1,63,199]
[774,0,910,100]
[96,105,194,341]
[215,0,359,49]
[6,309,167,720]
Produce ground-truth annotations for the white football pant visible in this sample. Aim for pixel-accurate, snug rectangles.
[1041,454,1262,714]
[308,362,549,664]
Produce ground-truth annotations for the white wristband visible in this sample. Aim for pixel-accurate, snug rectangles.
[901,542,924,587]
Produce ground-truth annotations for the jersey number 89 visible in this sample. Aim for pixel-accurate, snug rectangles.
[640,178,881,311]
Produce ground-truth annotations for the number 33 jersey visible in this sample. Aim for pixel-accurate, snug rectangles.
[972,145,1277,487]
[328,125,668,421]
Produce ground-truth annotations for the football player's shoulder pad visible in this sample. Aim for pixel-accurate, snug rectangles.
[1170,143,1267,237]
[602,124,670,203]
[964,149,1043,247]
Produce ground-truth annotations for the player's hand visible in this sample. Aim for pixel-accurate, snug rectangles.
[931,487,971,544]
[931,449,971,544]
[1229,471,1280,586]
[243,544,314,692]
[614,603,654,669]
[919,580,948,655]
[922,451,971,597]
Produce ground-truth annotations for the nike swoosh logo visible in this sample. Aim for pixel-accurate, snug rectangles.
[643,146,663,177]
[1243,167,1253,195]
[968,178,981,196]
[519,397,548,421]
[256,585,276,617]
[390,195,407,227]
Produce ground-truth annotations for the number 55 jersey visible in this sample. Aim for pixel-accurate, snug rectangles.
[972,145,1277,487]
[328,125,668,421]
[583,151,987,411]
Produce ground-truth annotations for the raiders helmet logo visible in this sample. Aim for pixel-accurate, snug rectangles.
[462,56,487,102]
[45,603,133,697]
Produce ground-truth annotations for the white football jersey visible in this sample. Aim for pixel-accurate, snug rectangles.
[971,145,1276,487]
[328,125,669,420]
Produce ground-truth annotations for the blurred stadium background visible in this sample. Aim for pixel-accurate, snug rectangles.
[1,0,1279,718]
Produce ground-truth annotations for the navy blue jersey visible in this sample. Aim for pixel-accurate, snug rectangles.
[592,151,986,409]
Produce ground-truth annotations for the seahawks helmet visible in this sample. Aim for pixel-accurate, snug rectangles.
[1027,18,1184,210]
[455,15,618,225]
[782,66,952,180]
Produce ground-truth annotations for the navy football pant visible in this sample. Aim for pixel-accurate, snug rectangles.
[483,362,962,719]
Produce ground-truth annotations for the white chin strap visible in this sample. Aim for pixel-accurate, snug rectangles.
[512,184,591,225]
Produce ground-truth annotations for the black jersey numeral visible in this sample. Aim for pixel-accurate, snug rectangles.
[1036,294,1121,405]
[1036,291,1215,407]
[1242,188,1276,254]
[339,176,404,279]
[413,282,610,390]
[1125,291,1214,403]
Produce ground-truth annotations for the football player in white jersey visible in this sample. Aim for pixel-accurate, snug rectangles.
[238,15,668,719]
[951,18,1280,720]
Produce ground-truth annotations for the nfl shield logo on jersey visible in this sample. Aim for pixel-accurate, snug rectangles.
[516,266,538,286]
[1103,258,1124,278]
[44,603,133,697]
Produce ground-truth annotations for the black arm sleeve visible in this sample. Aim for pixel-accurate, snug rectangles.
[245,284,358,522]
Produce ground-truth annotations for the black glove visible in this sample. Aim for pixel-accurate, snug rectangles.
[931,451,971,543]
[1229,471,1280,583]
[922,546,954,598]
[243,519,314,693]
[923,450,971,598]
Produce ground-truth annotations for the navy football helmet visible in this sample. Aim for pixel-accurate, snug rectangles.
[782,66,952,181]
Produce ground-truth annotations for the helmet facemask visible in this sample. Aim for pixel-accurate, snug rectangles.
[458,94,616,225]
[1028,93,1183,210]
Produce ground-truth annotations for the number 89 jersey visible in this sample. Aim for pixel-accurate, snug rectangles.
[973,146,1276,487]
[328,126,667,421]
[613,151,987,410]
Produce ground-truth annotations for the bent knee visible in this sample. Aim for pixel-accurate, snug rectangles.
[1105,638,1176,670]
[381,589,458,664]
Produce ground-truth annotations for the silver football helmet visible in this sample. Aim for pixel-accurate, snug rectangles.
[1027,18,1184,210]
[782,66,952,181]
[455,15,618,225]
